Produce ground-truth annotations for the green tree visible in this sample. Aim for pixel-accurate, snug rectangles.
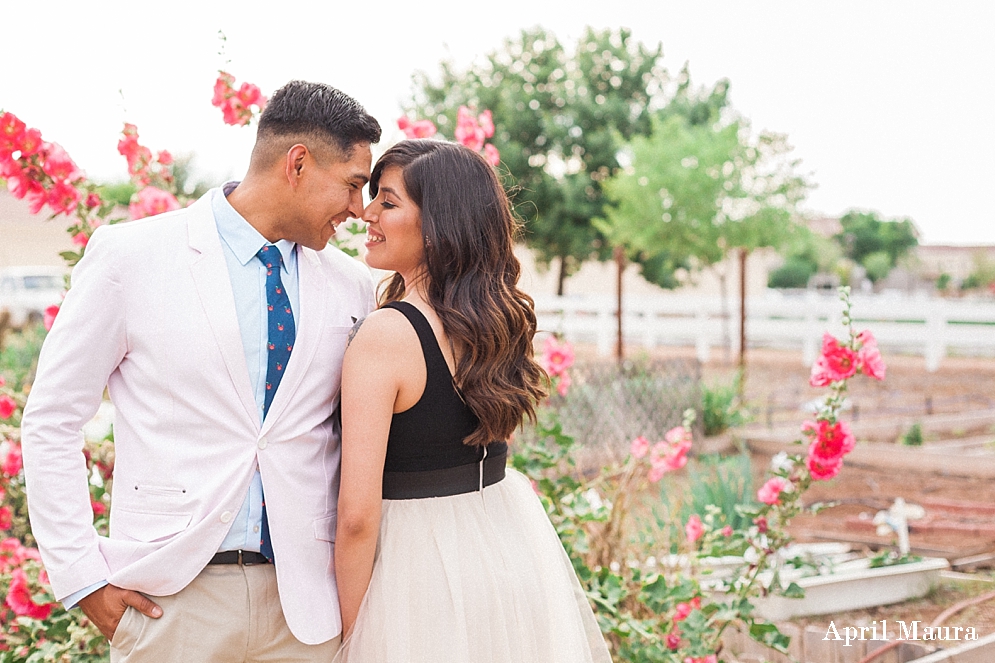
[767,224,842,289]
[406,27,667,293]
[834,210,918,282]
[598,78,808,366]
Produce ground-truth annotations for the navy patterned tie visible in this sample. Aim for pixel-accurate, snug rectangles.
[256,244,295,561]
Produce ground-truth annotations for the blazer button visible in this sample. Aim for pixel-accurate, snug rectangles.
[220,511,233,523]
[258,436,268,450]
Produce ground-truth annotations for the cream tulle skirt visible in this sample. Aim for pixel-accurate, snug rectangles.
[333,468,612,663]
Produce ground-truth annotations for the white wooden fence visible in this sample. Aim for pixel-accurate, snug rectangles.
[534,291,995,372]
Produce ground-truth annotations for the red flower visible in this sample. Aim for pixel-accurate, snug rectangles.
[855,330,886,380]
[2,444,22,476]
[720,525,733,537]
[454,106,486,152]
[18,128,43,157]
[129,186,180,220]
[666,630,681,650]
[85,192,102,209]
[212,72,235,106]
[809,333,858,386]
[806,453,843,481]
[540,336,575,378]
[46,180,82,216]
[483,143,500,166]
[685,514,704,543]
[0,506,11,530]
[0,395,16,419]
[40,142,82,182]
[754,516,768,533]
[807,419,855,463]
[477,110,495,138]
[90,499,107,517]
[43,304,59,331]
[0,112,26,151]
[757,476,792,505]
[156,150,174,166]
[630,436,650,459]
[4,568,54,620]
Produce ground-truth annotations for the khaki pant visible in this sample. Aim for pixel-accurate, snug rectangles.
[110,563,340,663]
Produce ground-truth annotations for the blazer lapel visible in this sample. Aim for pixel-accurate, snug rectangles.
[187,193,259,428]
[260,245,328,434]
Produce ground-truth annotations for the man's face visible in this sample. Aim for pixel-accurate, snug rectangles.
[291,142,372,250]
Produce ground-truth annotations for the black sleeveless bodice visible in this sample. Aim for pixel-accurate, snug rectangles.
[380,301,507,499]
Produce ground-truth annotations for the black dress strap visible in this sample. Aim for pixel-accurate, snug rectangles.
[381,301,453,382]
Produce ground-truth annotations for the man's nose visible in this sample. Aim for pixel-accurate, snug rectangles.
[361,200,377,223]
[347,188,365,219]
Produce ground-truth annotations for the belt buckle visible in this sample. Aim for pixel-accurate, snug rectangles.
[237,550,245,565]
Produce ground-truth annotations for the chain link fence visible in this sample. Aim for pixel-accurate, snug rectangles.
[523,357,703,467]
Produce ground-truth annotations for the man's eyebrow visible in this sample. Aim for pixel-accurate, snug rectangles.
[350,173,370,185]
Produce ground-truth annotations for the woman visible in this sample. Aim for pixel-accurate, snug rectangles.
[333,140,611,662]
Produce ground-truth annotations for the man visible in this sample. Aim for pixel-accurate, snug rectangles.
[21,80,381,661]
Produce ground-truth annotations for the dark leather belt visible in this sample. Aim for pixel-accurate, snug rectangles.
[208,550,271,566]
[382,447,508,500]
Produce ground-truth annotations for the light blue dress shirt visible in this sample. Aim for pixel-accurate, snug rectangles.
[63,184,299,608]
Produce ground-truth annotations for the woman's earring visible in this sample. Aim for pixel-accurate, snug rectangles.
[424,235,432,247]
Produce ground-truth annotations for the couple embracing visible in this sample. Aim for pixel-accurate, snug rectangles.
[20,81,611,662]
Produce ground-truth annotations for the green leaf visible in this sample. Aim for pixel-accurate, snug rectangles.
[749,621,791,654]
[782,582,805,598]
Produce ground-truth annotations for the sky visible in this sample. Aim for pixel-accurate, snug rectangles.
[1,1,992,245]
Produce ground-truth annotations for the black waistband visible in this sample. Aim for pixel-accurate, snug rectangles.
[382,448,507,500]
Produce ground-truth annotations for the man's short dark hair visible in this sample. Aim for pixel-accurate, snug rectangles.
[254,80,381,164]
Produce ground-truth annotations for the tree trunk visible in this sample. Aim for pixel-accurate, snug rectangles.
[614,246,625,362]
[738,248,749,398]
[557,255,568,296]
[717,266,730,363]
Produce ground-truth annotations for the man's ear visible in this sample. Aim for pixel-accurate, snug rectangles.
[285,144,309,189]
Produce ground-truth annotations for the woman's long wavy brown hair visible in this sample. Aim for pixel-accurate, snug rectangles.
[370,140,547,446]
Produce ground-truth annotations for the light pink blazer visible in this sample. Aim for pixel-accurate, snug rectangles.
[21,189,375,644]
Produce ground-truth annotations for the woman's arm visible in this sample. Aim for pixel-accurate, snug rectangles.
[334,308,419,636]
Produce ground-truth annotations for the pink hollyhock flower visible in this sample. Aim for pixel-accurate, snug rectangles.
[856,330,886,380]
[0,395,16,419]
[478,110,495,138]
[455,106,486,152]
[0,112,26,148]
[410,120,438,139]
[630,436,650,459]
[18,128,43,157]
[40,142,82,182]
[673,602,693,622]
[483,143,500,166]
[43,304,59,331]
[90,499,107,517]
[556,370,571,397]
[540,336,575,377]
[665,425,690,445]
[26,188,48,214]
[757,476,792,505]
[720,525,733,537]
[809,333,858,387]
[808,419,855,462]
[72,232,89,247]
[754,516,768,533]
[2,445,22,476]
[212,72,235,106]
[684,656,717,663]
[156,150,174,166]
[129,186,181,220]
[47,180,82,216]
[0,506,11,530]
[806,453,842,481]
[237,82,265,108]
[85,192,102,209]
[397,116,411,130]
[685,514,704,543]
[4,568,53,620]
[666,630,681,650]
[647,464,667,483]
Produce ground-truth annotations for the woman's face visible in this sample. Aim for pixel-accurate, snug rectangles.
[362,165,425,277]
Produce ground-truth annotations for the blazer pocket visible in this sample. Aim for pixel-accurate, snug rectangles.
[112,508,192,543]
[313,513,337,542]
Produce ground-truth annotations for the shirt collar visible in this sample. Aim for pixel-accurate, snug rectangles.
[213,182,296,270]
